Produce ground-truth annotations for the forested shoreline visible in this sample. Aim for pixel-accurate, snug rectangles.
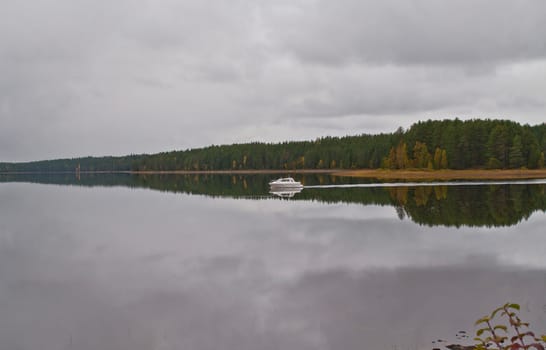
[1,119,545,172]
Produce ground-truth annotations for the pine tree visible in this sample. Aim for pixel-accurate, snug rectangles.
[509,135,524,169]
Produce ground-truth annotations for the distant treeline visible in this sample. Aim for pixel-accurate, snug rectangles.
[1,119,545,172]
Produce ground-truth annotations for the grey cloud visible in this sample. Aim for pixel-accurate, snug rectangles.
[295,75,459,117]
[0,0,128,73]
[0,0,272,161]
[1,0,546,161]
[267,0,546,66]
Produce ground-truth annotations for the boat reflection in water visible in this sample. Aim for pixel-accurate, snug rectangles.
[270,187,303,198]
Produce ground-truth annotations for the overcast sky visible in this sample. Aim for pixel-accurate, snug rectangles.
[1,0,545,162]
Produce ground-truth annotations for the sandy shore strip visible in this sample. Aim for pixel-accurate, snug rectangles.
[331,169,546,181]
[126,169,336,175]
[128,168,546,181]
[3,168,546,181]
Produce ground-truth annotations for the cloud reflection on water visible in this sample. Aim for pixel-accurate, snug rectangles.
[0,183,545,350]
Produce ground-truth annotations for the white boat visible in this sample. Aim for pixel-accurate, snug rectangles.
[269,177,303,188]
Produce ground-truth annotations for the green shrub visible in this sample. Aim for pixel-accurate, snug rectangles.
[472,303,545,350]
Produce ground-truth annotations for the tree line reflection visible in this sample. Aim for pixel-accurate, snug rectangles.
[2,173,545,228]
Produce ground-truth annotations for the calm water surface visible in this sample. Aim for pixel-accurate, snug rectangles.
[1,174,545,350]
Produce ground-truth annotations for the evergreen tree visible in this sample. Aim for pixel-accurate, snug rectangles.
[487,125,510,168]
[509,135,524,168]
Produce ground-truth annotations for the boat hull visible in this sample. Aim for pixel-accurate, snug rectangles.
[268,177,303,188]
[269,184,303,188]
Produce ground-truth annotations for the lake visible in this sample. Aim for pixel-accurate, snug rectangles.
[1,174,545,350]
